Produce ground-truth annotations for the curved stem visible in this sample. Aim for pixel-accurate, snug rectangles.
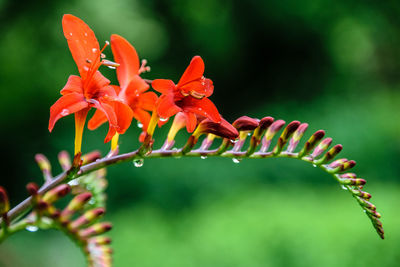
[1,149,338,226]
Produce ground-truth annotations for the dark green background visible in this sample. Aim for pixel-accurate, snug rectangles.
[0,0,399,266]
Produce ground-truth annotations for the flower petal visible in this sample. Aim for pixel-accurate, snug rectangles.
[152,79,176,94]
[87,109,107,130]
[137,91,158,111]
[85,71,111,97]
[177,56,205,87]
[91,99,118,143]
[49,93,88,132]
[183,112,197,133]
[132,108,151,130]
[62,14,100,78]
[182,97,221,123]
[60,75,83,95]
[111,34,140,90]
[156,94,182,119]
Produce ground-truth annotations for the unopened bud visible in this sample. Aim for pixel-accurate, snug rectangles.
[82,151,101,165]
[194,118,239,140]
[26,183,39,196]
[88,236,112,245]
[260,120,285,152]
[232,116,259,131]
[0,186,9,215]
[35,154,51,173]
[42,184,71,203]
[60,192,92,222]
[350,189,371,200]
[273,121,300,155]
[314,144,342,165]
[339,178,366,186]
[78,222,112,238]
[58,151,71,171]
[311,137,332,158]
[69,208,105,229]
[298,130,325,158]
[287,123,309,152]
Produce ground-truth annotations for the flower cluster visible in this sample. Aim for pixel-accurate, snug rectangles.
[49,14,232,156]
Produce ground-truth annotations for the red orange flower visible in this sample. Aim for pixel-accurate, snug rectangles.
[88,34,157,137]
[152,56,221,133]
[48,15,133,154]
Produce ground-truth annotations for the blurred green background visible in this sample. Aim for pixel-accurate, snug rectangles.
[0,0,400,266]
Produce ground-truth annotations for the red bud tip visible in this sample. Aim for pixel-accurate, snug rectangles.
[0,186,10,214]
[82,151,101,164]
[195,118,239,140]
[259,117,274,130]
[232,116,259,131]
[35,154,51,172]
[26,183,39,196]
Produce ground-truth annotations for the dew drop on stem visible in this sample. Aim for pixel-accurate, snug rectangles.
[26,225,39,232]
[232,158,241,164]
[133,159,144,168]
[137,122,143,129]
[201,156,207,159]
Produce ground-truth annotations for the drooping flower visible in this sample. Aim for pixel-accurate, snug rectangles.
[48,15,133,155]
[88,34,157,145]
[151,56,221,133]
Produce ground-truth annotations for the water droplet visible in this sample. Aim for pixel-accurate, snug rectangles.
[107,66,116,69]
[84,32,88,37]
[232,158,241,164]
[69,32,73,36]
[61,109,69,116]
[133,159,144,167]
[159,117,168,122]
[247,132,252,136]
[101,53,106,59]
[312,164,317,167]
[92,48,97,53]
[88,199,96,205]
[26,225,39,232]
[341,185,348,190]
[201,156,207,159]
[232,139,238,144]
[68,179,79,186]
[137,122,143,129]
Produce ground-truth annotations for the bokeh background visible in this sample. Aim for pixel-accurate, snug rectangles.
[0,0,400,266]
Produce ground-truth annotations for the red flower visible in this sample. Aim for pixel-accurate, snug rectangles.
[48,15,133,154]
[152,56,221,133]
[88,34,157,133]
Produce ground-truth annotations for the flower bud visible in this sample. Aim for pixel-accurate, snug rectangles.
[273,120,300,155]
[58,150,72,171]
[0,186,9,215]
[260,120,285,152]
[339,178,366,186]
[287,123,308,152]
[88,236,112,245]
[82,151,101,165]
[232,116,259,131]
[69,208,105,229]
[298,130,325,158]
[60,192,92,222]
[194,118,239,140]
[35,154,51,174]
[42,184,71,204]
[314,144,342,165]
[311,138,332,158]
[78,222,112,238]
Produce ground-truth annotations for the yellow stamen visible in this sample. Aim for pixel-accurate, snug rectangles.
[74,109,89,155]
[111,133,120,151]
